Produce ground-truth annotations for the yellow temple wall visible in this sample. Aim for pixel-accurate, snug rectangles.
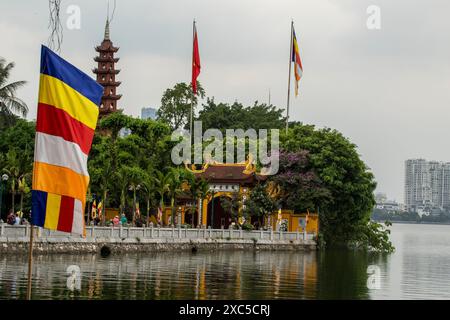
[161,194,319,235]
[163,206,186,225]
[266,210,319,234]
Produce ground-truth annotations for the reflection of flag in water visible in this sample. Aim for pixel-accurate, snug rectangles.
[292,28,303,97]
[157,207,162,223]
[31,45,103,236]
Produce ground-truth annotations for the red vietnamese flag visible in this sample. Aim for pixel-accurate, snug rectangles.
[192,22,201,94]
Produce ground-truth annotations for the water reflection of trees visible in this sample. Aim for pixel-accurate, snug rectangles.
[0,250,387,300]
[315,250,388,299]
[1,251,321,299]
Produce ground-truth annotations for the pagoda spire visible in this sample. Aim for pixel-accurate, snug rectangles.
[104,18,110,41]
[93,18,122,117]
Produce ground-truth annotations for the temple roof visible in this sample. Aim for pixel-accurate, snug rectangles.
[187,157,268,184]
[95,43,119,52]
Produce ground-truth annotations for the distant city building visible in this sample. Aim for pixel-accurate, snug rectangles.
[141,107,157,120]
[375,201,402,212]
[404,159,450,211]
[375,192,403,212]
[375,192,387,204]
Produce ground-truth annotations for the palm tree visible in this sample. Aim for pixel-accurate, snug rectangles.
[115,167,128,222]
[126,167,145,225]
[187,174,199,227]
[167,168,186,226]
[3,150,20,214]
[17,175,30,215]
[0,58,28,119]
[89,154,113,225]
[115,166,138,222]
[141,172,156,226]
[186,173,209,227]
[197,179,211,228]
[154,170,171,225]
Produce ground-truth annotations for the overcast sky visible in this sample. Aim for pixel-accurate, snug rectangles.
[1,0,450,202]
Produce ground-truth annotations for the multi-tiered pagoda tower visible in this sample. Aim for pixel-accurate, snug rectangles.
[93,19,122,117]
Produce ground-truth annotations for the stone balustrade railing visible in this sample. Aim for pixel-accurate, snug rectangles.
[0,224,315,242]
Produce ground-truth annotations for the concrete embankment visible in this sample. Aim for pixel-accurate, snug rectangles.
[0,225,317,254]
[0,238,317,254]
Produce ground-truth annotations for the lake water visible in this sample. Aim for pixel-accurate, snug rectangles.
[1,223,450,299]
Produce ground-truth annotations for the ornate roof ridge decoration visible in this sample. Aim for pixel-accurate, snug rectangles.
[185,154,262,176]
[266,181,282,200]
[184,162,210,173]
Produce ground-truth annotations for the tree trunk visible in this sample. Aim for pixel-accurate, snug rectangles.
[160,199,164,226]
[132,188,136,225]
[11,191,15,214]
[198,198,202,228]
[102,189,107,226]
[170,197,175,226]
[192,196,197,227]
[87,199,91,226]
[20,192,24,216]
[147,198,150,226]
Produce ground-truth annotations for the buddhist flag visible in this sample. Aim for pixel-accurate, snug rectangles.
[31,45,103,236]
[192,22,201,95]
[157,207,163,223]
[91,200,97,219]
[292,28,303,97]
[97,201,103,220]
[135,202,140,218]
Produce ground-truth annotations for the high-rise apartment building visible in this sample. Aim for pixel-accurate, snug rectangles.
[404,159,450,211]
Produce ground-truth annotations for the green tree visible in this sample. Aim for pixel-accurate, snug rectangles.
[115,166,132,220]
[157,82,205,130]
[89,135,114,213]
[0,119,35,160]
[98,112,132,142]
[186,173,208,227]
[166,167,186,225]
[197,98,285,132]
[281,123,393,252]
[197,178,211,227]
[0,119,34,214]
[3,150,20,213]
[0,58,28,127]
[126,166,146,224]
[17,175,31,215]
[271,150,332,212]
[220,193,242,226]
[141,172,156,225]
[184,171,196,223]
[154,169,171,223]
[245,183,277,228]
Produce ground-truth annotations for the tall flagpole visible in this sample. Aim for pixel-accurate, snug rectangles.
[26,224,34,300]
[27,65,43,300]
[190,19,196,145]
[286,20,294,134]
